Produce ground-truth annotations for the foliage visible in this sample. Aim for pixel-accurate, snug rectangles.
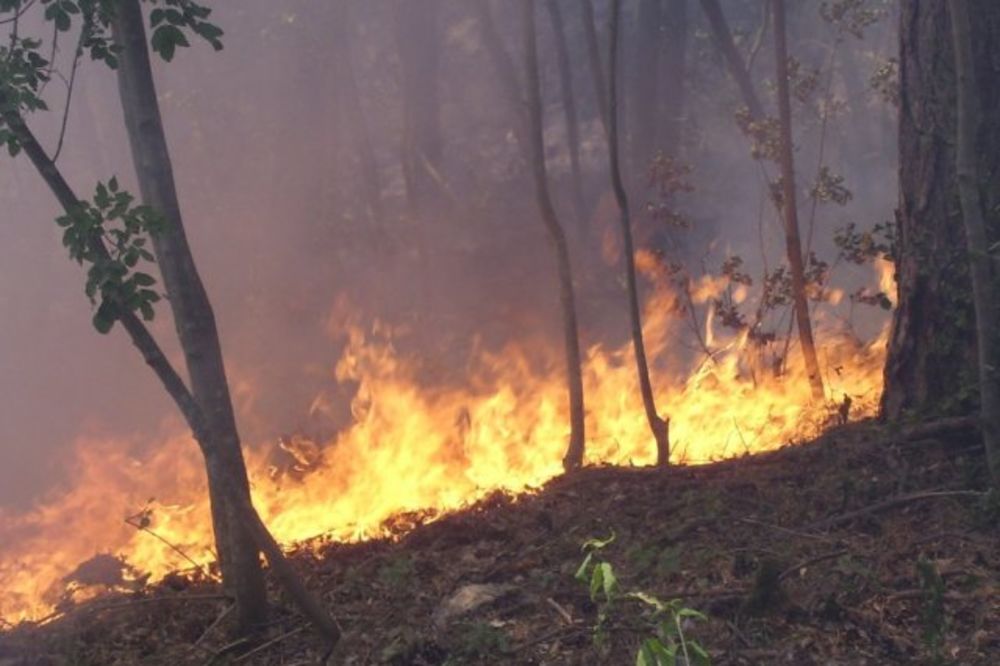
[55,178,165,332]
[575,533,711,665]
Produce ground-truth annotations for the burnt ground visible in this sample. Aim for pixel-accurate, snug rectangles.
[1,416,998,665]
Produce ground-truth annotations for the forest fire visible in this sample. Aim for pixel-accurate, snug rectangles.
[0,258,891,626]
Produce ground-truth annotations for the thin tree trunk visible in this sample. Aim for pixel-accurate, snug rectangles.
[111,0,337,639]
[948,0,1000,486]
[581,0,609,139]
[772,0,824,400]
[546,0,587,227]
[610,0,671,466]
[521,0,587,471]
[1,100,340,645]
[698,0,766,120]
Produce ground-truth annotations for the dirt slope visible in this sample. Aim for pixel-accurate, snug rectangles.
[1,416,997,665]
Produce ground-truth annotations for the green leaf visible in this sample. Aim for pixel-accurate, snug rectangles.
[92,301,117,334]
[589,563,604,602]
[139,300,155,321]
[598,562,618,602]
[688,641,711,666]
[581,532,616,552]
[150,8,166,26]
[132,272,156,287]
[574,552,593,583]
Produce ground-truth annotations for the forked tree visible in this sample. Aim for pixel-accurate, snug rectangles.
[608,0,671,466]
[520,0,587,471]
[0,0,336,641]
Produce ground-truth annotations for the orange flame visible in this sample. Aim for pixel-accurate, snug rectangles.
[0,259,891,625]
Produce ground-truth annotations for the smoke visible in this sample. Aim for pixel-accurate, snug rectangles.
[0,0,897,513]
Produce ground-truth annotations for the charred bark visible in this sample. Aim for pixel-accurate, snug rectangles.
[882,0,1000,421]
[610,0,671,466]
[948,0,999,486]
[521,0,587,471]
[772,0,824,400]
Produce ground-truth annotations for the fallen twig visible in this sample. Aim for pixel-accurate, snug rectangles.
[233,625,306,663]
[807,490,984,531]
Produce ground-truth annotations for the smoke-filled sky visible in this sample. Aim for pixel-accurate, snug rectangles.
[0,0,898,509]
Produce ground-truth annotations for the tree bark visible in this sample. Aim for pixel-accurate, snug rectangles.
[580,0,609,139]
[546,0,587,227]
[610,0,671,466]
[393,0,444,215]
[521,0,587,471]
[947,0,999,486]
[698,0,766,121]
[2,101,340,644]
[882,1,1000,420]
[331,0,383,226]
[474,0,529,158]
[772,0,824,400]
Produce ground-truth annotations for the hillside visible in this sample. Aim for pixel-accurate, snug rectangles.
[1,416,997,665]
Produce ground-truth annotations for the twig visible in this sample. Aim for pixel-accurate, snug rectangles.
[233,625,306,663]
[807,490,985,531]
[737,517,836,543]
[125,513,219,581]
[779,548,848,581]
[545,596,574,625]
[193,603,234,648]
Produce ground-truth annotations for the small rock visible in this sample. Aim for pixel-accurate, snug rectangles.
[432,583,516,629]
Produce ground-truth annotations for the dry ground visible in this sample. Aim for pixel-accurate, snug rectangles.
[1,416,998,665]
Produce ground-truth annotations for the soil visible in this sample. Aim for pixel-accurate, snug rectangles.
[1,416,997,665]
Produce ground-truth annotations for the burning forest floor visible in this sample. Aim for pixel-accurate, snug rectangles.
[2,416,998,665]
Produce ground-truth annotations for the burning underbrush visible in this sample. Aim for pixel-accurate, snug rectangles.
[0,257,892,627]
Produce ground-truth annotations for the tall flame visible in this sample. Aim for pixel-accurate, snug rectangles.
[0,259,890,625]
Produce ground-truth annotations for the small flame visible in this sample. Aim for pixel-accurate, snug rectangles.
[0,259,892,624]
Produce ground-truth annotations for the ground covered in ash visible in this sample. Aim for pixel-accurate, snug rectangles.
[1,416,998,665]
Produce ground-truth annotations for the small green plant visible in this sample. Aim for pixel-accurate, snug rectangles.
[575,534,711,665]
[917,556,947,664]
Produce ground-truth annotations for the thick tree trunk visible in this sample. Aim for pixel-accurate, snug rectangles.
[521,0,587,471]
[882,1,1000,420]
[546,0,587,227]
[772,0,824,400]
[948,0,999,486]
[393,0,444,215]
[610,0,671,466]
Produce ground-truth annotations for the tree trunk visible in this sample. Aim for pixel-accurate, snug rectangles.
[110,1,267,630]
[546,0,587,227]
[521,0,587,471]
[698,0,766,120]
[772,0,824,400]
[610,0,671,466]
[474,0,530,157]
[882,1,1000,420]
[393,0,444,216]
[659,0,689,157]
[948,0,999,486]
[581,0,609,139]
[332,0,383,226]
